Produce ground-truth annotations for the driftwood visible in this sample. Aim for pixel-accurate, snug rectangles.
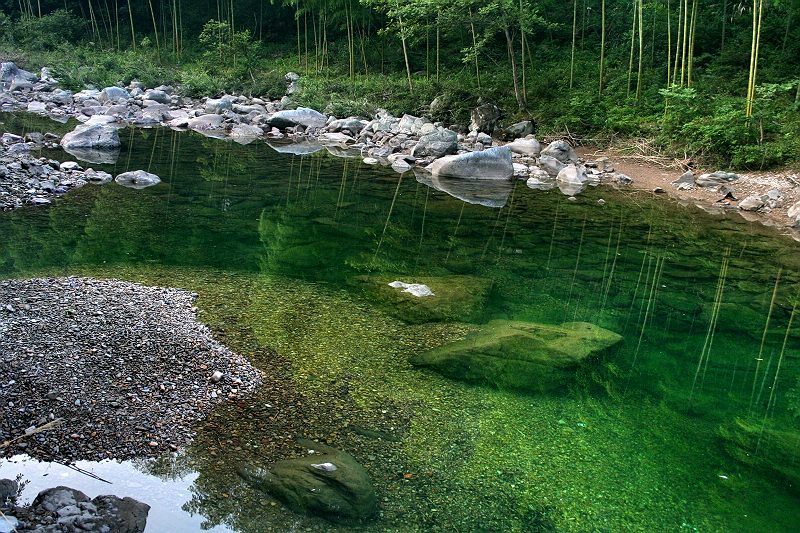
[0,418,63,450]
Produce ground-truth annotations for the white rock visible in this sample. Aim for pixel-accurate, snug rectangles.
[388,281,435,297]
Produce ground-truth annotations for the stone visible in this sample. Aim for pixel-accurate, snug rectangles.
[475,132,493,145]
[85,169,113,184]
[696,170,740,188]
[411,320,623,392]
[356,274,492,324]
[556,164,588,196]
[85,114,118,126]
[188,114,225,131]
[513,163,530,177]
[411,127,458,158]
[470,103,501,133]
[539,154,566,177]
[115,170,161,189]
[397,114,431,136]
[229,123,264,141]
[0,478,17,505]
[328,117,368,134]
[91,495,150,533]
[787,200,800,222]
[318,132,355,145]
[60,124,121,149]
[526,175,556,191]
[59,161,82,171]
[27,101,47,113]
[738,194,765,211]
[99,86,130,103]
[62,146,120,165]
[238,439,377,522]
[540,139,578,163]
[672,170,695,189]
[143,89,170,104]
[205,96,234,114]
[267,107,327,129]
[506,137,541,157]
[427,146,513,180]
[502,120,535,140]
[418,171,514,207]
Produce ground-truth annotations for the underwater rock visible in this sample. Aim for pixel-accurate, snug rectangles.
[355,275,492,324]
[411,320,623,392]
[266,140,323,155]
[415,168,513,208]
[237,439,377,522]
[719,418,800,492]
[62,145,121,165]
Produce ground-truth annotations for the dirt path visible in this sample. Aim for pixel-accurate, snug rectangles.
[579,146,800,237]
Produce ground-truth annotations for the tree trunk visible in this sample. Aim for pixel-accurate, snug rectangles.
[599,0,606,94]
[504,26,524,109]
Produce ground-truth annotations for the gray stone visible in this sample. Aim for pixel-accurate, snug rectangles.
[672,170,695,190]
[739,194,766,211]
[143,89,170,104]
[229,123,264,141]
[267,107,327,129]
[503,120,535,139]
[539,154,566,177]
[696,170,740,188]
[411,128,458,158]
[238,439,377,522]
[60,124,121,149]
[507,137,541,157]
[427,146,513,180]
[540,140,577,163]
[205,96,234,114]
[556,164,588,196]
[115,170,161,189]
[188,114,225,131]
[99,86,130,103]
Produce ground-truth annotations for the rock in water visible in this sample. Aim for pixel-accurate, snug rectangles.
[237,439,377,522]
[411,127,458,158]
[427,146,513,180]
[388,281,434,297]
[60,124,121,149]
[411,320,623,392]
[115,170,161,189]
[267,107,327,129]
[507,137,541,157]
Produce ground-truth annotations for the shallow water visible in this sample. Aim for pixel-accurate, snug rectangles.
[1,112,799,532]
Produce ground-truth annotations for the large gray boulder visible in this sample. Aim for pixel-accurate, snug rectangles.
[503,120,535,140]
[540,140,578,163]
[507,137,541,157]
[188,114,225,131]
[115,170,161,189]
[30,487,149,533]
[328,117,369,134]
[411,127,458,158]
[267,107,327,129]
[411,320,623,393]
[696,170,740,188]
[237,439,377,522]
[60,124,121,149]
[539,154,566,177]
[0,62,37,89]
[205,96,234,114]
[556,164,588,196]
[99,86,130,103]
[427,146,513,180]
[142,89,170,104]
[470,103,501,134]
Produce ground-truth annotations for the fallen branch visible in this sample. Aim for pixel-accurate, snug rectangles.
[0,419,63,450]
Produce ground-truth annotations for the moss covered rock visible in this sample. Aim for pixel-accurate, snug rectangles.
[354,274,493,324]
[237,439,377,522]
[410,320,623,392]
[719,418,800,491]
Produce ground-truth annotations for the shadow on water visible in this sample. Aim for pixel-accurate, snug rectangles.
[1,111,800,532]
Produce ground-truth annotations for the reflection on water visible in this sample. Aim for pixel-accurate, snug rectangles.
[1,112,799,532]
[0,455,232,533]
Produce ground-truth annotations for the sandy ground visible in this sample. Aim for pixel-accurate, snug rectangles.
[579,146,800,237]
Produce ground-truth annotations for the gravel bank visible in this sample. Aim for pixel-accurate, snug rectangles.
[0,277,262,461]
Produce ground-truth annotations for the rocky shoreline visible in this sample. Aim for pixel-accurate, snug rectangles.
[2,59,799,228]
[0,277,262,462]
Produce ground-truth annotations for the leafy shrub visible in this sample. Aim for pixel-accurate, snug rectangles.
[12,10,87,51]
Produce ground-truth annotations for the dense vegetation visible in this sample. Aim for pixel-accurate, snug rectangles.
[1,0,799,168]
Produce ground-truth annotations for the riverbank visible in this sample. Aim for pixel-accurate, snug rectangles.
[2,60,800,236]
[0,277,261,462]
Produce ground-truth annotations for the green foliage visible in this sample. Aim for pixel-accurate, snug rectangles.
[1,10,87,51]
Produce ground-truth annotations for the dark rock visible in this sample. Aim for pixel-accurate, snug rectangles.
[238,439,377,522]
[469,103,501,134]
[502,120,535,140]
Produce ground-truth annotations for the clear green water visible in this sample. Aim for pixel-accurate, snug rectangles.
[1,112,799,532]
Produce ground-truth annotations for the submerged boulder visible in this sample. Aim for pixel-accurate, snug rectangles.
[411,320,623,392]
[267,107,327,129]
[427,146,513,180]
[355,274,493,324]
[237,439,377,522]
